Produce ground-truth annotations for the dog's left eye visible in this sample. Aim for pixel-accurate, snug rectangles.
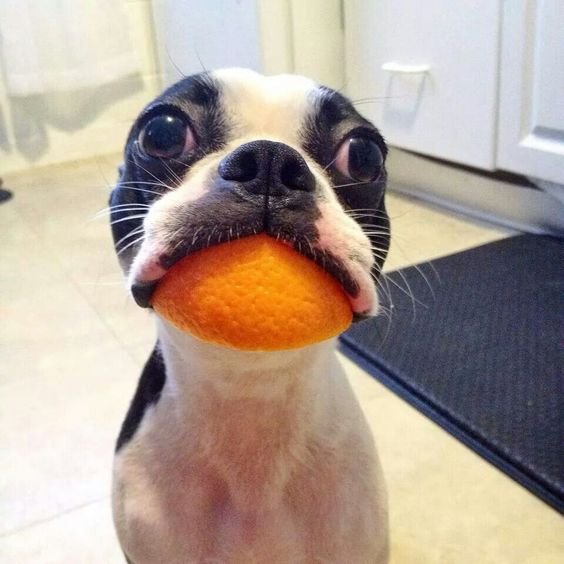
[334,137,383,183]
[138,115,196,159]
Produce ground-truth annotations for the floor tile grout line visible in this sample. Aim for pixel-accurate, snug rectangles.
[0,495,110,539]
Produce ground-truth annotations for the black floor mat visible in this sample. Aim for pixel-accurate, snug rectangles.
[340,234,564,512]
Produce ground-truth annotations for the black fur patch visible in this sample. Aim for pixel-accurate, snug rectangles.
[116,345,166,451]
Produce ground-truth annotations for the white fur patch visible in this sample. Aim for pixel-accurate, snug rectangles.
[113,327,389,562]
[213,68,317,147]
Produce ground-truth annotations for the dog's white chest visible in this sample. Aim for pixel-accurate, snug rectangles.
[112,355,388,563]
[113,449,305,563]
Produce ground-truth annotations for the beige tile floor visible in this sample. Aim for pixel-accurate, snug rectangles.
[1,158,562,563]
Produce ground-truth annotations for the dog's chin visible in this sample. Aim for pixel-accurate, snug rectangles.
[126,230,379,318]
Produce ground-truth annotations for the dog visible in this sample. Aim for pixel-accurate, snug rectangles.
[109,68,390,563]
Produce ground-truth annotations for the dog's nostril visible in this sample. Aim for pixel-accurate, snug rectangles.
[280,158,314,192]
[218,148,258,182]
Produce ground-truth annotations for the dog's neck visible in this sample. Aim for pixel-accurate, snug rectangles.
[155,320,342,510]
[157,319,337,403]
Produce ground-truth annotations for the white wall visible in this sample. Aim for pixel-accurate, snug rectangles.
[0,0,161,175]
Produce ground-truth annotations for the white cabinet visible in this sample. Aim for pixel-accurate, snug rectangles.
[345,0,564,186]
[497,0,564,185]
[345,0,501,170]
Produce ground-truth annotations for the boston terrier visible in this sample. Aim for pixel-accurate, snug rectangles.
[109,68,390,563]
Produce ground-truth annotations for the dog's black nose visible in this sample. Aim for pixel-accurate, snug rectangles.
[218,140,315,195]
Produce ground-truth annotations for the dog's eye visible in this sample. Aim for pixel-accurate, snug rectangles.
[138,115,196,159]
[334,137,383,183]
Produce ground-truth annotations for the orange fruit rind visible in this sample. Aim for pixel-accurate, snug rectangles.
[151,234,353,351]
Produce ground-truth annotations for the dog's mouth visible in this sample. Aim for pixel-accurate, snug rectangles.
[129,224,364,316]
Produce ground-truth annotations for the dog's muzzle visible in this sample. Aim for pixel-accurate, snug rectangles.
[129,140,367,314]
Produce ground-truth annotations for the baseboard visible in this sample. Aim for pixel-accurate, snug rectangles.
[387,148,564,237]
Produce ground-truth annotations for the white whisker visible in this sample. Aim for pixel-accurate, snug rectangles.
[94,207,150,219]
[127,158,173,190]
[333,180,372,189]
[115,226,145,249]
[117,186,164,197]
[117,234,145,256]
[110,214,148,227]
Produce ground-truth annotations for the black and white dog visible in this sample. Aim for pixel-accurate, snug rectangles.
[110,68,390,563]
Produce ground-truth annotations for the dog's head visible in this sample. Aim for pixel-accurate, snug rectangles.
[110,68,389,322]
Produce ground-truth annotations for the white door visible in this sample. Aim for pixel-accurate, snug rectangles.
[150,0,343,88]
[344,0,501,170]
[497,0,564,185]
[151,0,264,86]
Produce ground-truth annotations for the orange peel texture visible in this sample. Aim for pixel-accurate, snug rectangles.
[151,234,353,351]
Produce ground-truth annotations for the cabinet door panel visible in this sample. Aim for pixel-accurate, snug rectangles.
[345,0,500,169]
[497,0,564,184]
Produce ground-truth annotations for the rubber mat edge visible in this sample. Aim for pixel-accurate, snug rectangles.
[338,335,564,515]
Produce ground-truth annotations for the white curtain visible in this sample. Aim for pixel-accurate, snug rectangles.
[0,0,139,97]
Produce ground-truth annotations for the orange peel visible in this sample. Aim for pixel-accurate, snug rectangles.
[152,234,352,350]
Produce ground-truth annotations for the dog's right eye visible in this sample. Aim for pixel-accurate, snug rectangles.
[138,115,196,159]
